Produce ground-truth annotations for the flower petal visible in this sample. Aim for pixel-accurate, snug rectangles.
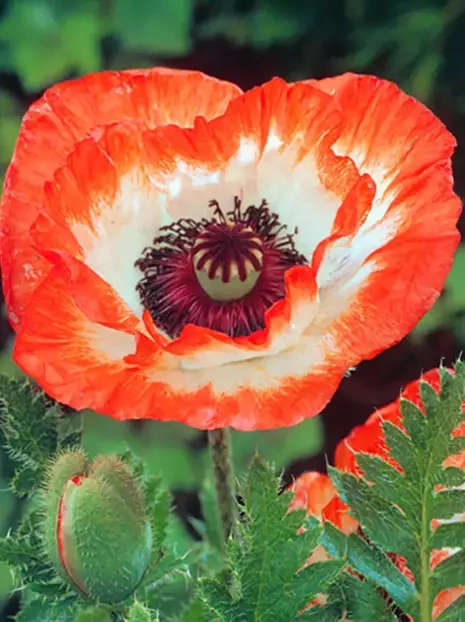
[36,122,162,317]
[308,73,461,362]
[314,73,457,227]
[289,472,338,519]
[1,68,242,327]
[142,77,360,257]
[14,266,348,429]
[13,269,139,413]
[318,231,460,365]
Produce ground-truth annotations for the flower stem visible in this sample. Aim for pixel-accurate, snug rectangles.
[208,428,236,546]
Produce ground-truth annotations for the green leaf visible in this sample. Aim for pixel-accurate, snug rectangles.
[328,467,416,556]
[432,490,465,519]
[399,397,427,450]
[382,421,420,481]
[76,607,113,622]
[16,597,77,622]
[113,0,193,55]
[328,360,465,620]
[354,452,418,521]
[200,457,344,621]
[431,523,465,549]
[431,550,465,595]
[435,594,465,621]
[126,602,154,622]
[441,467,465,488]
[177,598,210,622]
[0,377,63,496]
[298,603,343,622]
[200,472,223,551]
[321,523,418,615]
[4,507,55,585]
[144,475,171,562]
[337,573,398,622]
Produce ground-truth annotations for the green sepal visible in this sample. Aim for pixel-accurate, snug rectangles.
[44,450,87,575]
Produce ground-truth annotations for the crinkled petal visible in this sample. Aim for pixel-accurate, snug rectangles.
[1,68,242,326]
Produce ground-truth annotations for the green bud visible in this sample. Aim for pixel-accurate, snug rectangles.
[44,452,152,604]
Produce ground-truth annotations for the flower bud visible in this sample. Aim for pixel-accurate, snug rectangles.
[44,452,152,604]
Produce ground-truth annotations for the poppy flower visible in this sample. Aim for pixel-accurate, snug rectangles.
[0,69,461,429]
[336,369,465,618]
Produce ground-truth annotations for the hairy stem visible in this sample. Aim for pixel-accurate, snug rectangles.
[208,428,236,545]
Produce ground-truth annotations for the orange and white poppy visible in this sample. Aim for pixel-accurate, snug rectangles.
[0,69,460,429]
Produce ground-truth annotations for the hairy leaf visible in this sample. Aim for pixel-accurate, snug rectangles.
[0,377,81,497]
[329,361,465,620]
[200,457,344,621]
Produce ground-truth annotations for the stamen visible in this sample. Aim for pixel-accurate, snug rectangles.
[135,197,307,338]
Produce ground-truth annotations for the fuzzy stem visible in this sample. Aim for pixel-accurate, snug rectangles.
[208,428,236,545]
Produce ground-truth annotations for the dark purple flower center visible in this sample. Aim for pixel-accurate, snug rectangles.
[135,198,307,338]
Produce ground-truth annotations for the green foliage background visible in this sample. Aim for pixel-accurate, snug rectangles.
[0,0,465,617]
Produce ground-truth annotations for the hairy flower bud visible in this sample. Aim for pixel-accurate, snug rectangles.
[44,452,152,604]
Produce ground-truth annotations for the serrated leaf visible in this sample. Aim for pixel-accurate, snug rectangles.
[431,550,465,595]
[179,598,211,622]
[6,507,56,585]
[400,397,428,449]
[431,523,465,549]
[354,453,418,523]
[382,421,420,481]
[126,602,153,622]
[346,534,418,616]
[143,476,171,559]
[294,559,346,604]
[441,467,465,488]
[298,602,343,621]
[76,607,113,622]
[435,594,465,621]
[11,466,40,497]
[328,467,416,556]
[321,525,418,617]
[328,361,465,620]
[0,535,38,566]
[200,473,223,551]
[200,457,343,620]
[16,600,50,622]
[432,490,465,519]
[0,377,62,495]
[17,597,77,622]
[337,573,398,622]
[57,412,83,451]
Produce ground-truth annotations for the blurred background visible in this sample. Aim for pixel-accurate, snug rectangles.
[0,0,465,618]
